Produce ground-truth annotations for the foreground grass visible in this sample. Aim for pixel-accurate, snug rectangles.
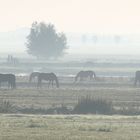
[0,114,140,140]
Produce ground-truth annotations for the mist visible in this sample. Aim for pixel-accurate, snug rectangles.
[0,0,140,139]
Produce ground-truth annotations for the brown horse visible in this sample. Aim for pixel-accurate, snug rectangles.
[37,72,59,88]
[0,74,16,89]
[75,70,96,82]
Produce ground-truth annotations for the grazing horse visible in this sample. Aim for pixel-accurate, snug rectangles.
[29,72,40,82]
[37,73,59,88]
[0,74,16,89]
[75,70,96,82]
[134,71,140,86]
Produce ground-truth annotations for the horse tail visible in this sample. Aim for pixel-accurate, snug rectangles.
[134,77,137,86]
[93,71,96,80]
[11,74,16,89]
[13,75,16,88]
[54,75,59,88]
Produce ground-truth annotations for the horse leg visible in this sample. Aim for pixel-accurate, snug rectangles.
[80,77,82,81]
[52,80,53,88]
[37,79,41,88]
[8,81,11,89]
[90,75,94,81]
[48,80,51,88]
[134,78,137,86]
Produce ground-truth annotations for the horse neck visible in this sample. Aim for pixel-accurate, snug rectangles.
[75,75,78,82]
[75,72,81,81]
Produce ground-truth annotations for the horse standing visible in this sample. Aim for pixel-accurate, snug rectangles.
[37,73,59,88]
[0,74,16,89]
[75,70,96,82]
[134,71,140,86]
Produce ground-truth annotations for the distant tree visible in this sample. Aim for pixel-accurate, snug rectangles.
[26,22,68,59]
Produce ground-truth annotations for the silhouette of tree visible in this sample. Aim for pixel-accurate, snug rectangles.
[26,22,67,59]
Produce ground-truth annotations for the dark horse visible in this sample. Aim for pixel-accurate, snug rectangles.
[134,71,140,86]
[37,73,59,88]
[75,70,96,82]
[0,74,16,89]
[29,72,40,82]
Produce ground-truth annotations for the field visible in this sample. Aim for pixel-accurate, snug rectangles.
[0,78,140,139]
[0,114,140,140]
[0,56,140,139]
[0,76,140,109]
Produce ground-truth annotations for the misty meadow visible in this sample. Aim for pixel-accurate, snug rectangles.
[0,0,140,139]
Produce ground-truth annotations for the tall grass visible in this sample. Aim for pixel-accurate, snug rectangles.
[0,100,16,113]
[73,96,113,114]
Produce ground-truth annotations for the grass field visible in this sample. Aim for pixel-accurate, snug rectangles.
[0,114,140,140]
[0,76,139,109]
[0,59,140,139]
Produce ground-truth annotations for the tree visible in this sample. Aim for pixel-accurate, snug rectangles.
[26,22,68,59]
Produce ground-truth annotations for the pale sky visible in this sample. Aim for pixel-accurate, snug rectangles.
[0,0,140,55]
[0,0,140,34]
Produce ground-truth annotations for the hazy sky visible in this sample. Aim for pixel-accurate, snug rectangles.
[0,0,140,55]
[0,0,140,34]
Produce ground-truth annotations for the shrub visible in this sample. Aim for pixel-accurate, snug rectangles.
[73,96,113,114]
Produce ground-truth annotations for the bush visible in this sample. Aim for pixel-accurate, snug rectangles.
[73,96,113,114]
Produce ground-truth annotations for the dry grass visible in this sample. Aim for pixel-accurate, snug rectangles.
[0,114,140,140]
[0,76,139,139]
[0,83,140,109]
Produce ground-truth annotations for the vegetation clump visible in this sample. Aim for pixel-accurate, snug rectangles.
[73,96,113,114]
[0,100,16,113]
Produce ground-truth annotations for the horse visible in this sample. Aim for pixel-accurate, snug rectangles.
[0,74,16,89]
[134,71,140,86]
[29,72,40,82]
[75,70,96,82]
[37,72,59,88]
